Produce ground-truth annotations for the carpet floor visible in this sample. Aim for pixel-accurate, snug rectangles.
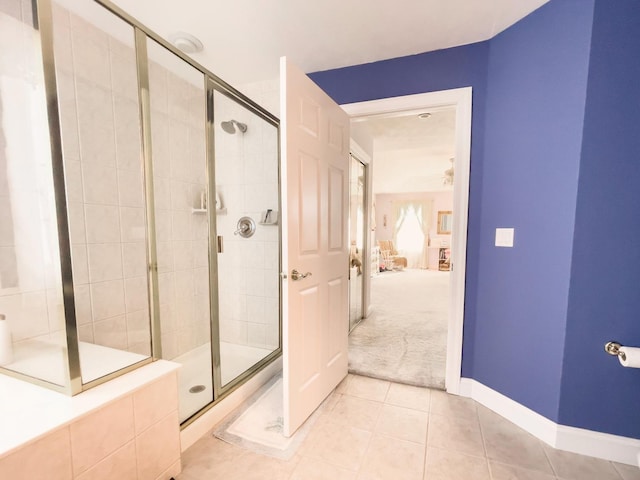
[348,269,449,389]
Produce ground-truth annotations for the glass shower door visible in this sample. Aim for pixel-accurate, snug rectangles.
[146,39,213,422]
[212,87,280,390]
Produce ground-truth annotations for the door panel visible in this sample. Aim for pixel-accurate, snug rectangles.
[281,57,350,436]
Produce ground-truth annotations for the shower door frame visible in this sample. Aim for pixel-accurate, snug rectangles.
[348,154,368,332]
[204,80,284,407]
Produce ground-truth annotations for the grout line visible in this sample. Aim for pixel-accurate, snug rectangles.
[475,402,493,479]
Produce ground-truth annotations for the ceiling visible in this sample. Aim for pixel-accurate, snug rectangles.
[109,0,549,86]
[359,108,457,193]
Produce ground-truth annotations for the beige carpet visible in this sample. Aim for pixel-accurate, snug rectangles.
[348,269,449,389]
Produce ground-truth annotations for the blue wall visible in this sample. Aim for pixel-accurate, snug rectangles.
[309,42,490,385]
[472,0,594,421]
[560,0,640,438]
[311,0,640,438]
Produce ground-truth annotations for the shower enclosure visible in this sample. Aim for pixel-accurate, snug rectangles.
[0,0,281,425]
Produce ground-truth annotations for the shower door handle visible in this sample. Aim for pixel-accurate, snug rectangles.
[291,269,312,281]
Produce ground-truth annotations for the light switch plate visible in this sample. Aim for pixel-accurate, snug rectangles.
[495,228,515,247]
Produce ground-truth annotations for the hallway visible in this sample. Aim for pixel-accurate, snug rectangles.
[178,374,637,480]
[349,269,449,388]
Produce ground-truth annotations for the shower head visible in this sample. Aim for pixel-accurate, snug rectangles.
[221,119,247,134]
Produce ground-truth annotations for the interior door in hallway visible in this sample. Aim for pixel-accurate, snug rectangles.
[280,57,350,437]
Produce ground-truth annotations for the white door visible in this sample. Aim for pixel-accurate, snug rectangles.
[280,57,350,436]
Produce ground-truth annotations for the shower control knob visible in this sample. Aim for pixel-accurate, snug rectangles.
[291,269,312,281]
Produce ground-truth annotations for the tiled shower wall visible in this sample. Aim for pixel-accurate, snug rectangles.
[52,3,151,355]
[214,91,280,351]
[147,46,210,361]
[0,1,65,347]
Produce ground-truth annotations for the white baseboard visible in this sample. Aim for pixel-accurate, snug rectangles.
[459,378,640,467]
[180,358,282,451]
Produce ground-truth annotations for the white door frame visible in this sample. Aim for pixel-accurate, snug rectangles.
[341,87,472,395]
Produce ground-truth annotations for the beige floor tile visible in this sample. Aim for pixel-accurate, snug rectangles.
[544,446,623,480]
[357,434,425,480]
[384,383,431,412]
[479,408,554,476]
[336,374,353,394]
[375,404,428,444]
[430,389,478,420]
[218,451,297,480]
[319,391,343,414]
[344,375,391,402]
[180,436,247,478]
[424,447,490,480]
[427,412,485,457]
[325,394,383,431]
[291,456,358,480]
[299,419,372,471]
[489,460,558,480]
[613,462,640,480]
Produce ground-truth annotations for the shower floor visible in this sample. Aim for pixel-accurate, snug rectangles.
[175,341,274,422]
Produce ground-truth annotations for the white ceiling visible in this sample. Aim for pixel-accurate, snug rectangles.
[360,108,457,193]
[109,0,549,85]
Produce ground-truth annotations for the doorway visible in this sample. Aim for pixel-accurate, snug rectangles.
[342,88,472,394]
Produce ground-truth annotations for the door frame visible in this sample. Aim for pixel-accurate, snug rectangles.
[341,87,472,395]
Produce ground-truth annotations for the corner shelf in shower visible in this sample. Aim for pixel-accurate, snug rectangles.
[191,208,227,215]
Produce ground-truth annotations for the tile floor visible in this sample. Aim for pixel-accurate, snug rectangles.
[179,374,640,480]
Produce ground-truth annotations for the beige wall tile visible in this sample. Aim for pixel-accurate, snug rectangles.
[122,241,147,278]
[114,96,142,171]
[70,396,134,475]
[133,372,178,434]
[71,30,111,89]
[0,427,72,480]
[68,201,87,244]
[71,243,89,285]
[88,243,123,283]
[90,279,125,320]
[75,440,136,480]
[126,309,151,346]
[135,411,181,480]
[74,284,93,325]
[124,275,149,313]
[110,46,138,101]
[93,315,127,349]
[85,204,120,243]
[120,207,146,243]
[78,323,94,343]
[82,162,118,205]
[63,159,84,203]
[118,168,144,208]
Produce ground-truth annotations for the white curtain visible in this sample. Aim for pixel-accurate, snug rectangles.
[393,200,432,268]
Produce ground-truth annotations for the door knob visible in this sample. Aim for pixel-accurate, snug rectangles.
[291,269,312,281]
